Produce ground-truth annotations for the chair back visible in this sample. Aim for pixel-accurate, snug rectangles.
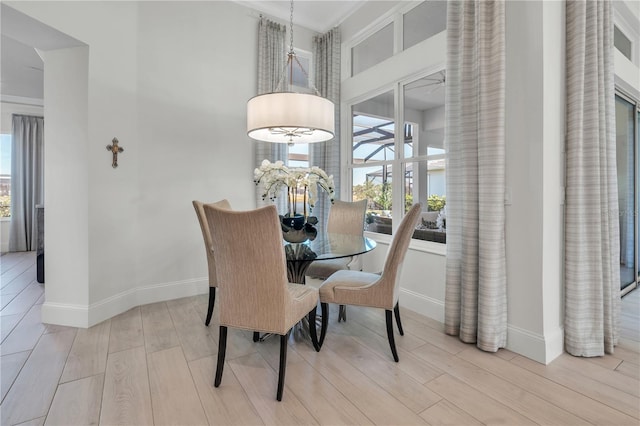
[326,199,367,235]
[192,199,231,287]
[381,203,422,301]
[204,204,290,333]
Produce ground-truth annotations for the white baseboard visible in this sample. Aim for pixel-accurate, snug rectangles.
[42,277,208,328]
[398,288,564,364]
[399,287,445,323]
[41,302,90,328]
[507,324,564,364]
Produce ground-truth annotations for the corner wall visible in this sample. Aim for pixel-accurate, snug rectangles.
[8,1,262,326]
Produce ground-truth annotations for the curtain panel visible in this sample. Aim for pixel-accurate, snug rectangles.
[9,114,44,252]
[444,0,507,352]
[311,27,341,229]
[254,17,288,210]
[564,0,619,357]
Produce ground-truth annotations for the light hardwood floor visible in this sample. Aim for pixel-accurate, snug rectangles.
[1,251,639,425]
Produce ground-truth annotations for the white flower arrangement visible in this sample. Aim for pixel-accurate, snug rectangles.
[254,159,335,217]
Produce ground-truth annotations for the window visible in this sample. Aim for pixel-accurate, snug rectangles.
[403,1,447,50]
[287,143,309,168]
[286,48,313,92]
[0,134,11,218]
[614,25,633,61]
[345,1,446,243]
[351,90,395,234]
[351,23,394,76]
[616,93,639,295]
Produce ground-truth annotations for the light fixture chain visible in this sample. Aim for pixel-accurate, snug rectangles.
[289,0,294,54]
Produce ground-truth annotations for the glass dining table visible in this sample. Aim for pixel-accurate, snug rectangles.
[283,232,377,284]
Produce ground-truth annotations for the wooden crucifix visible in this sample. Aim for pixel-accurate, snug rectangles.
[106,138,124,168]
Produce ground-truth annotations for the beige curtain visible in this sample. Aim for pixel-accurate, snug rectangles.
[311,28,340,228]
[9,115,44,252]
[565,0,619,357]
[254,17,287,209]
[444,0,507,352]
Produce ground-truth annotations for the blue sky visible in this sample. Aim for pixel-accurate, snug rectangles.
[0,135,11,175]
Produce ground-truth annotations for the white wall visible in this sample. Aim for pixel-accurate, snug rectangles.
[41,45,90,324]
[6,1,266,326]
[504,0,565,363]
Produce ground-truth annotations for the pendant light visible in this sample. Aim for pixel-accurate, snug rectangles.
[247,0,335,145]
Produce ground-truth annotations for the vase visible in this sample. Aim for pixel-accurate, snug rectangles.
[280,215,318,243]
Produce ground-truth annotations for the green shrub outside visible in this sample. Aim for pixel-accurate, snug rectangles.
[0,195,10,217]
[427,194,446,211]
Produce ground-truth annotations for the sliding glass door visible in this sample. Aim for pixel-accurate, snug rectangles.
[616,93,638,294]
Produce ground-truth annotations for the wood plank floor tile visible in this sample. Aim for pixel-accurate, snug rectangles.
[426,374,537,425]
[166,297,217,362]
[255,334,374,425]
[458,346,640,425]
[0,305,47,356]
[0,252,637,426]
[322,333,441,413]
[188,356,264,426]
[45,374,104,426]
[147,346,207,426]
[553,352,639,397]
[285,359,375,425]
[1,313,25,344]
[412,344,588,425]
[393,312,471,355]
[228,351,319,425]
[294,343,427,425]
[1,293,18,310]
[346,306,427,352]
[108,307,144,354]
[419,399,483,426]
[616,360,640,379]
[1,283,43,317]
[141,302,180,354]
[1,265,36,297]
[0,256,35,287]
[14,416,45,426]
[0,252,30,275]
[60,319,111,383]
[1,350,30,403]
[326,310,444,384]
[0,330,76,425]
[511,354,640,419]
[100,346,153,426]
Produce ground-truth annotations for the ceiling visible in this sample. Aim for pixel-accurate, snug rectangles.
[1,1,367,101]
[236,1,367,33]
[1,3,85,101]
[1,1,446,111]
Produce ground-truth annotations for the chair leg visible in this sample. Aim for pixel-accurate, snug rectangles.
[214,326,227,387]
[308,307,320,352]
[319,303,329,348]
[253,332,260,342]
[277,330,291,401]
[385,310,399,362]
[338,304,347,322]
[205,287,216,326]
[394,302,404,336]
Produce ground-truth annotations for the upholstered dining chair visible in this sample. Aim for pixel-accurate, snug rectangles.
[305,199,367,321]
[316,203,422,362]
[192,198,232,326]
[204,204,320,401]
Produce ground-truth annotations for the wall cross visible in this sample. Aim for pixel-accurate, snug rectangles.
[106,138,124,168]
